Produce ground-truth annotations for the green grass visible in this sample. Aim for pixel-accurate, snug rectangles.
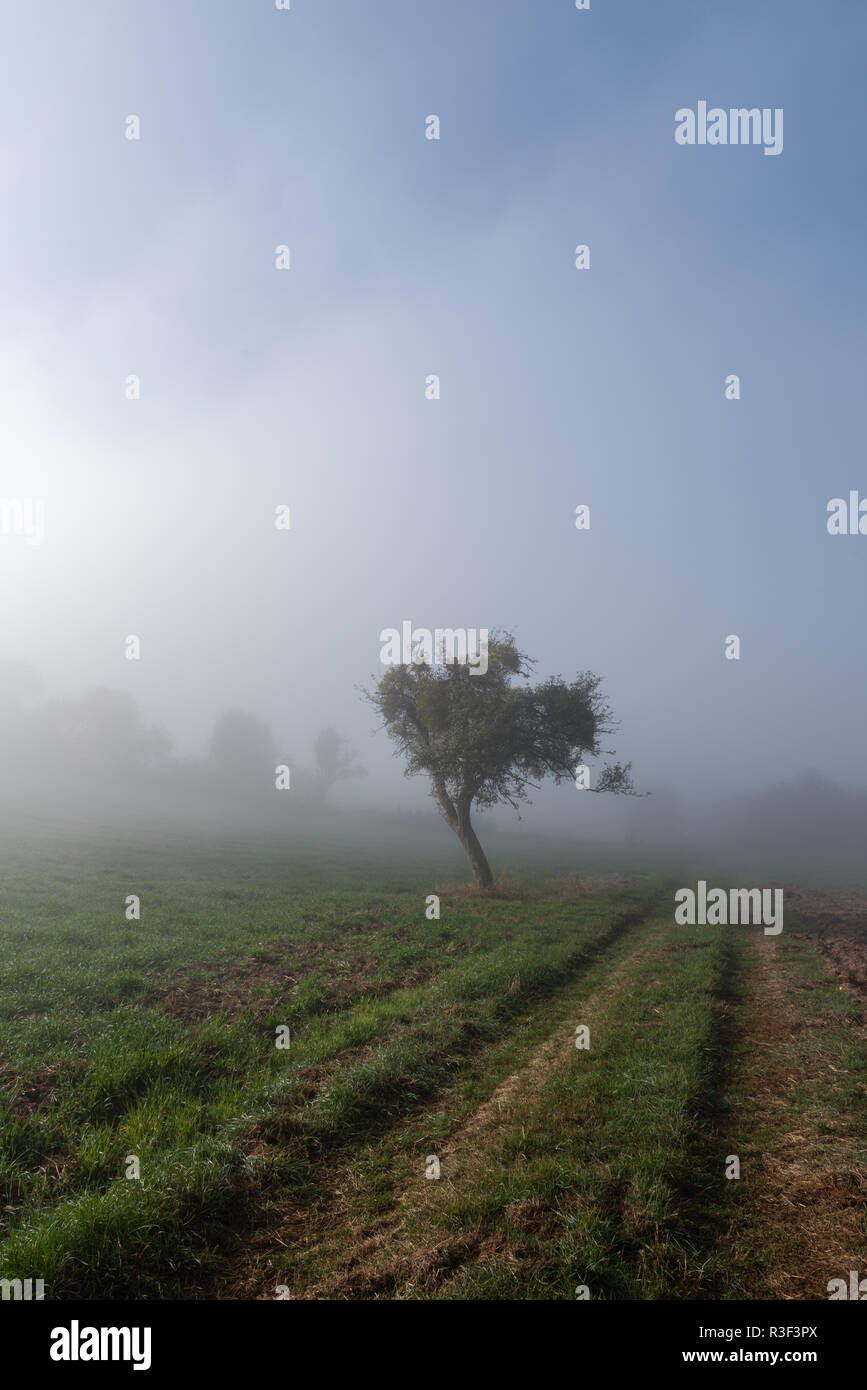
[0,825,663,1296]
[425,923,737,1300]
[1,821,863,1300]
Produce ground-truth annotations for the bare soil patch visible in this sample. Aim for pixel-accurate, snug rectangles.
[784,885,867,1000]
[152,939,434,1024]
[0,1062,77,1118]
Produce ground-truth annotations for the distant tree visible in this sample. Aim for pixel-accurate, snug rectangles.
[312,728,365,803]
[364,632,634,887]
[37,688,171,771]
[209,709,277,796]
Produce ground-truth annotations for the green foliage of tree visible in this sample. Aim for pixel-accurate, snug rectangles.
[365,632,634,887]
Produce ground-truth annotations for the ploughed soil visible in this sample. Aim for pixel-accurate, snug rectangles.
[785,886,867,999]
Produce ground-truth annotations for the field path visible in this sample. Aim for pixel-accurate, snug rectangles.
[267,919,670,1299]
[721,929,866,1299]
[205,893,866,1301]
[211,908,664,1299]
[436,928,661,1165]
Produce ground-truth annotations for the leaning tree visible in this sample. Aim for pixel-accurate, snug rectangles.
[364,632,634,887]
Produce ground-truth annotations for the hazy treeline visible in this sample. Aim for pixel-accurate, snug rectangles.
[0,663,362,819]
[623,772,867,882]
[0,663,863,883]
[709,770,867,880]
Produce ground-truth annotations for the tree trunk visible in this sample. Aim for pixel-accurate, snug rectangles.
[457,808,494,888]
[431,778,494,888]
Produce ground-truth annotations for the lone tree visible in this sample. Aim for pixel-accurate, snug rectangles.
[365,632,634,888]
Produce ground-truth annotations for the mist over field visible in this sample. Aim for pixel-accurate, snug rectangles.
[0,655,866,887]
[1,0,865,870]
[2,3,866,895]
[0,0,865,1330]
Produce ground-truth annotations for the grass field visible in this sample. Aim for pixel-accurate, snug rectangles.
[0,818,864,1300]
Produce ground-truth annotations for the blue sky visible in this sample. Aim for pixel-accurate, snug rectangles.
[1,1,865,825]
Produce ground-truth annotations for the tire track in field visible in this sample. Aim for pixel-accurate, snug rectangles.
[436,919,669,1164]
[723,931,866,1299]
[204,901,663,1299]
[290,916,672,1300]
